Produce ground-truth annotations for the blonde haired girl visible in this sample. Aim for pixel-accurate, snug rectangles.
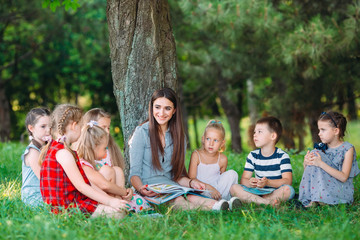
[188,120,240,209]
[77,122,152,213]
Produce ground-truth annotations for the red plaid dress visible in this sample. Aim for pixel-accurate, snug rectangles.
[40,140,98,214]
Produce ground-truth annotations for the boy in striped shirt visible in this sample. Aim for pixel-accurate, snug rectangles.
[230,116,295,206]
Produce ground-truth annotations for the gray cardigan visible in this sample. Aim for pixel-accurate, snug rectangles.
[129,122,179,185]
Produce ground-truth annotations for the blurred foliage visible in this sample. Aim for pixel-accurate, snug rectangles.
[1,0,359,152]
[1,0,120,141]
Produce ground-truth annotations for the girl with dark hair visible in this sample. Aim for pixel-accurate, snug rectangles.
[21,107,51,207]
[299,111,360,207]
[129,88,228,210]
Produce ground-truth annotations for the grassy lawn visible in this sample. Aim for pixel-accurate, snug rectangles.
[1,139,360,239]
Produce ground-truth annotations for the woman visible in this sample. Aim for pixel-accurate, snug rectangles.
[129,88,228,210]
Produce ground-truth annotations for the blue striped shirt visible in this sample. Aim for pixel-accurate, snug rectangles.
[244,148,292,180]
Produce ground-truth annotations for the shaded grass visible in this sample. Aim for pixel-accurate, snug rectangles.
[1,142,360,239]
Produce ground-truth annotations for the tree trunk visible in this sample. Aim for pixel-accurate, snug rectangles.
[106,0,178,180]
[0,83,11,141]
[308,111,321,144]
[217,77,242,153]
[347,82,357,120]
[192,112,200,149]
[246,79,257,149]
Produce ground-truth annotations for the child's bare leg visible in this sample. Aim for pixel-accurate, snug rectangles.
[92,204,126,219]
[113,166,125,187]
[262,185,291,204]
[230,184,270,205]
[98,165,116,183]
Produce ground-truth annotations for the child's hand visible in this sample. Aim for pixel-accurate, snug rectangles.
[256,177,268,188]
[108,198,130,211]
[190,179,206,190]
[308,151,323,168]
[210,189,222,200]
[123,188,133,202]
[139,185,158,197]
[303,151,314,167]
[249,178,258,188]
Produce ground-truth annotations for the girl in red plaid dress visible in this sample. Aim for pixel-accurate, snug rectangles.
[39,104,129,218]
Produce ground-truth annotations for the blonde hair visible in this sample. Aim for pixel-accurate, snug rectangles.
[77,125,108,168]
[39,104,83,164]
[82,108,125,169]
[202,119,226,152]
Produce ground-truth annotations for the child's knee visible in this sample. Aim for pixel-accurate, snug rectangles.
[227,170,239,182]
[99,165,115,180]
[230,184,242,195]
[280,185,295,200]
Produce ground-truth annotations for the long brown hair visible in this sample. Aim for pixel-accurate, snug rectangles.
[148,88,187,181]
[82,108,125,169]
[39,104,82,164]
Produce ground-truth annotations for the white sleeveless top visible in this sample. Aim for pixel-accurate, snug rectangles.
[195,150,221,186]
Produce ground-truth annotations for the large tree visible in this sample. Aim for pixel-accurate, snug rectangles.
[44,0,179,177]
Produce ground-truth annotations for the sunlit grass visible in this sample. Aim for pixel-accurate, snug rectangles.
[1,126,360,239]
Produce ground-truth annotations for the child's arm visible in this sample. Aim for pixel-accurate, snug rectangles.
[310,148,354,182]
[256,172,292,188]
[240,170,258,188]
[219,154,228,174]
[56,149,129,211]
[81,165,128,197]
[188,151,199,179]
[25,148,41,179]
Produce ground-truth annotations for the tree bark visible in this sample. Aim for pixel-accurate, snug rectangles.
[0,83,11,141]
[217,76,243,153]
[106,0,178,180]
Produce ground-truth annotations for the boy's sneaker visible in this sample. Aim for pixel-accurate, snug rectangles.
[228,197,242,211]
[212,199,229,211]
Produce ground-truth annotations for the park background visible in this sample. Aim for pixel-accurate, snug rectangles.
[1,0,360,239]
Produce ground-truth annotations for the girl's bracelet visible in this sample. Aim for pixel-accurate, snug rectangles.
[189,179,193,188]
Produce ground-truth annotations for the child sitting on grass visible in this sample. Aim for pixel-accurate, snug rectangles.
[188,120,241,210]
[40,104,129,217]
[77,121,153,213]
[230,116,295,206]
[299,111,360,207]
[21,107,51,207]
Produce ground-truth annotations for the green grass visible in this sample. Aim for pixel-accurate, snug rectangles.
[1,142,360,239]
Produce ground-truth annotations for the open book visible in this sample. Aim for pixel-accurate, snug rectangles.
[143,183,209,205]
[242,185,275,195]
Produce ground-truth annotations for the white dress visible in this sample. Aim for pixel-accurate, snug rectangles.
[195,150,238,200]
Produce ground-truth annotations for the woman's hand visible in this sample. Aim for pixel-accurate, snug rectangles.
[139,184,158,197]
[108,198,130,211]
[209,188,222,200]
[189,179,206,190]
[249,177,258,188]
